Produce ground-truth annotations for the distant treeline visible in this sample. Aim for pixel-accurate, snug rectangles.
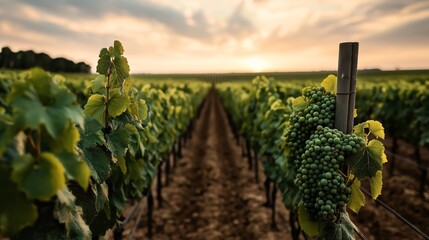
[0,47,91,73]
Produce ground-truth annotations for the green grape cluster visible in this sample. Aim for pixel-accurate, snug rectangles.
[284,86,335,171]
[296,126,365,221]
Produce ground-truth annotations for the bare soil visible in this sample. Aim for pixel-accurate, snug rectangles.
[118,89,292,240]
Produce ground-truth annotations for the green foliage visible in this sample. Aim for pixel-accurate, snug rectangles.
[0,41,209,239]
[0,68,90,237]
[298,204,324,236]
[347,176,364,213]
[0,166,38,236]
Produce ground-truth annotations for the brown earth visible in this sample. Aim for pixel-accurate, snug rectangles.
[110,89,429,240]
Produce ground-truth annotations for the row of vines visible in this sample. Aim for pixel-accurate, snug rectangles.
[218,75,388,239]
[0,41,209,239]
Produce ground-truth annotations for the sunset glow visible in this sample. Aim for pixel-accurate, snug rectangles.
[0,0,428,73]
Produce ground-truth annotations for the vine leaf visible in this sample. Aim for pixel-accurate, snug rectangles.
[57,152,90,190]
[0,166,38,236]
[116,156,127,174]
[106,128,130,158]
[81,146,111,183]
[270,99,286,111]
[353,120,385,140]
[51,122,80,153]
[96,48,111,75]
[91,75,105,93]
[347,176,365,213]
[298,204,324,236]
[78,117,105,149]
[319,212,356,240]
[367,120,385,139]
[321,74,337,94]
[11,153,66,201]
[111,56,130,87]
[110,40,125,57]
[370,170,383,199]
[292,96,307,111]
[54,188,91,240]
[353,122,366,138]
[9,73,82,138]
[139,99,148,120]
[84,94,106,126]
[108,89,130,118]
[348,139,384,179]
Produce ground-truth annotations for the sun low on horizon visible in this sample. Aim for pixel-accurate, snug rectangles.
[1,0,429,73]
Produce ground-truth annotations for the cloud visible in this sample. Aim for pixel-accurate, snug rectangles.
[16,0,215,40]
[364,16,429,46]
[363,0,427,17]
[224,1,255,37]
[1,0,429,72]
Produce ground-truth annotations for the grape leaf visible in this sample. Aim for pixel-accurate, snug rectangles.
[108,89,130,118]
[11,153,66,201]
[117,156,127,174]
[347,139,384,179]
[9,82,82,138]
[54,188,91,240]
[347,176,365,213]
[121,78,131,94]
[270,99,286,111]
[57,152,90,190]
[298,204,324,236]
[95,183,109,213]
[91,75,105,93]
[353,122,366,138]
[78,116,105,149]
[84,94,106,126]
[139,99,148,120]
[25,68,54,99]
[292,96,307,111]
[321,74,337,94]
[0,166,38,236]
[369,170,383,199]
[125,123,143,156]
[106,128,130,157]
[367,120,385,139]
[353,120,385,140]
[97,48,111,75]
[113,40,124,57]
[111,56,130,87]
[50,122,80,153]
[81,146,111,183]
[319,212,356,240]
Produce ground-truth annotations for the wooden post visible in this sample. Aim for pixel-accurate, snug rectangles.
[335,42,359,134]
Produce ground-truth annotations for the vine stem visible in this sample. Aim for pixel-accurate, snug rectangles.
[27,130,37,153]
[347,175,357,187]
[339,170,349,179]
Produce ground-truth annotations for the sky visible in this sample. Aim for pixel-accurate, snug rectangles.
[0,0,429,73]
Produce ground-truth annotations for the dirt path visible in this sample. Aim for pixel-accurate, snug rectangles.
[127,89,292,240]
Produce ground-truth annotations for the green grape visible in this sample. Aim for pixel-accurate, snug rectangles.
[295,126,365,221]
